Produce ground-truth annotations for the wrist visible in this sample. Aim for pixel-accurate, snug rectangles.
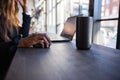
[23,6,28,13]
[18,38,31,47]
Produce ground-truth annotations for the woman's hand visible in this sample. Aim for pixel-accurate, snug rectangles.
[17,0,28,12]
[18,33,51,48]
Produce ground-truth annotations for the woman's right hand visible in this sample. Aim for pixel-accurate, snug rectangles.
[18,33,51,48]
[17,0,28,12]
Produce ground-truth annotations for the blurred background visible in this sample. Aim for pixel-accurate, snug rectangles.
[18,0,120,49]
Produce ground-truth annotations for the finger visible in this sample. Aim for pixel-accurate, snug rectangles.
[37,40,45,48]
[43,37,49,48]
[44,34,51,45]
[37,33,51,46]
[37,33,51,44]
[30,33,51,47]
[40,40,45,48]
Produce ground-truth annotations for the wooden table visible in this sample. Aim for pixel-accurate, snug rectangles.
[5,42,120,80]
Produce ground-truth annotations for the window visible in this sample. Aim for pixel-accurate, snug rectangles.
[98,21,118,48]
[101,0,119,19]
[35,0,90,34]
[48,0,52,11]
[80,0,89,16]
[112,6,118,16]
[94,0,120,49]
[52,0,56,7]
[106,0,110,4]
[57,0,61,3]
[28,0,120,49]
[113,0,117,2]
[105,9,109,16]
[70,0,80,16]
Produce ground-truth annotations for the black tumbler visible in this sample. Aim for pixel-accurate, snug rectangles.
[76,16,93,50]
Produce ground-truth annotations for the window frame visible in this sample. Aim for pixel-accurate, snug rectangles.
[92,0,120,49]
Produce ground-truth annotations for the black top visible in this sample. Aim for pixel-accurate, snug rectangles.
[0,13,31,80]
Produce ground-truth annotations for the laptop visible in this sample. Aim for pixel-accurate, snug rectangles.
[47,16,76,42]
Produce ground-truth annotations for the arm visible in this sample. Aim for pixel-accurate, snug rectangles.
[17,0,51,48]
[19,13,31,37]
[0,12,31,53]
[18,0,31,37]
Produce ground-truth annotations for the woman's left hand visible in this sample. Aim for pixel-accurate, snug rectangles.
[18,0,28,12]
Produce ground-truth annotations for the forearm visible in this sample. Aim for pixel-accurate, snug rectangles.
[19,13,31,38]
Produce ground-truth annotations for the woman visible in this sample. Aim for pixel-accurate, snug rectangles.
[0,0,51,79]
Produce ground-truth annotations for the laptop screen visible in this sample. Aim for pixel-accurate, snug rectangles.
[61,16,76,40]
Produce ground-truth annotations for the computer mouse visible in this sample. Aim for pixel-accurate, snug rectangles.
[33,44,43,48]
[33,44,51,48]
